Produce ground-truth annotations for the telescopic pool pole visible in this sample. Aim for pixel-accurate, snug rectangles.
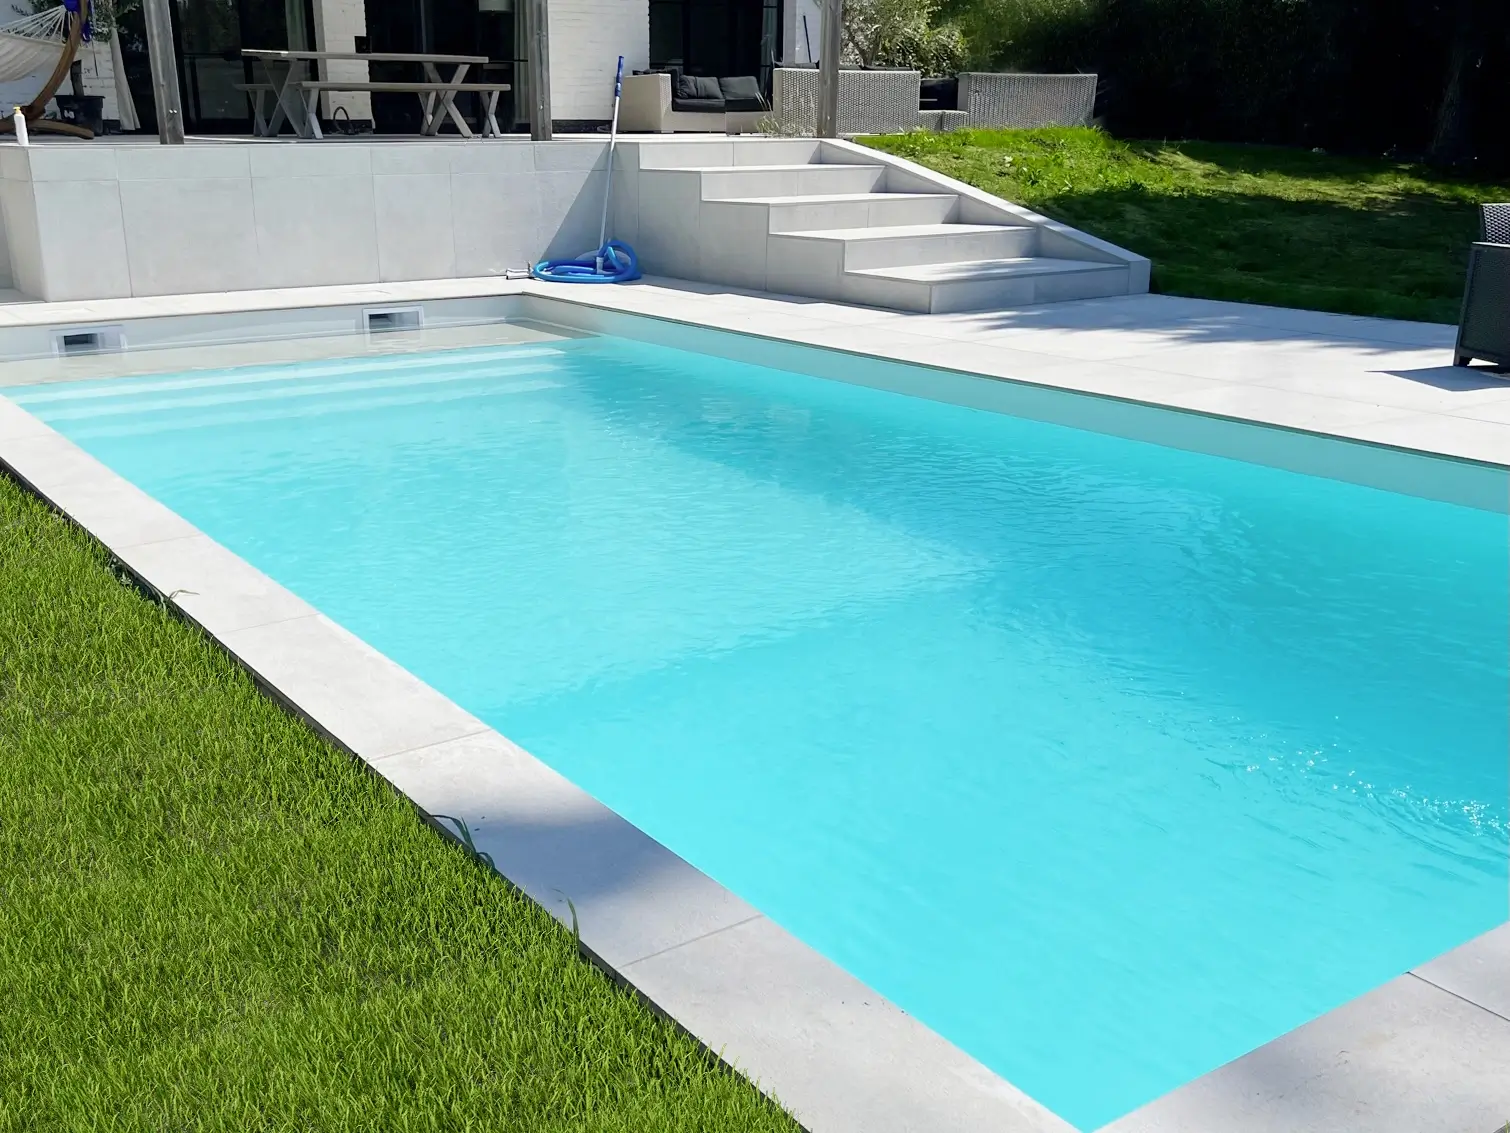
[595,55,626,274]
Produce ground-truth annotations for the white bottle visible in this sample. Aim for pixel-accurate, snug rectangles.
[12,106,27,147]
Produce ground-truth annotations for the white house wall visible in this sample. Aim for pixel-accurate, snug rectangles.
[782,0,821,65]
[313,0,372,121]
[547,0,648,121]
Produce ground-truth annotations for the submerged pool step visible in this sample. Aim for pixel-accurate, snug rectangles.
[8,343,572,412]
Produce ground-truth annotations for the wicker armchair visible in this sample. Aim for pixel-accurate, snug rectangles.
[1479,202,1510,243]
[1454,205,1510,368]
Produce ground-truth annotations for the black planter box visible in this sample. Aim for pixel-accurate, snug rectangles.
[54,94,104,136]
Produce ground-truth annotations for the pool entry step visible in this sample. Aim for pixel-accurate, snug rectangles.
[629,137,1147,313]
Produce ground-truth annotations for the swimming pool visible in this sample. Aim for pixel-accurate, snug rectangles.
[10,327,1507,1129]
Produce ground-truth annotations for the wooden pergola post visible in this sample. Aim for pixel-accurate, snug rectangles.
[526,0,551,141]
[817,0,842,138]
[142,0,186,143]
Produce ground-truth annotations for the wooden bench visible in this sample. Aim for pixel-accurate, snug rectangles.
[292,81,511,138]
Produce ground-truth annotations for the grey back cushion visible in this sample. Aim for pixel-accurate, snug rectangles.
[718,75,765,111]
[675,74,723,101]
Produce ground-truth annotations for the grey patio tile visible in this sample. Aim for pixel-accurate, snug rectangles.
[1414,922,1510,1022]
[1100,973,1510,1133]
[39,470,200,549]
[1094,336,1448,386]
[375,731,762,970]
[783,322,956,358]
[1032,360,1235,404]
[0,395,53,440]
[1152,382,1414,436]
[1445,394,1510,426]
[219,613,488,764]
[622,916,1075,1133]
[1168,298,1459,348]
[114,533,317,635]
[1251,364,1510,414]
[0,429,116,492]
[1345,412,1510,466]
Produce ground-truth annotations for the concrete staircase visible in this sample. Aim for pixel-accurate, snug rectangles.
[621,138,1148,314]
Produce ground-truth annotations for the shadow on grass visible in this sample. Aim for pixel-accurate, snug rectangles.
[1151,140,1508,198]
[1031,185,1479,324]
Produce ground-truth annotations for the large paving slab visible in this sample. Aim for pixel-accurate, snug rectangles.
[1100,970,1510,1133]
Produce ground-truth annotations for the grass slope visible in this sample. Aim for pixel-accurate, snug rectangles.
[0,475,795,1133]
[863,128,1510,323]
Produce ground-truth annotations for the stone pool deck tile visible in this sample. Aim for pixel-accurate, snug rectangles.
[959,323,1309,364]
[1098,339,1458,392]
[0,393,54,439]
[373,731,765,970]
[0,428,130,491]
[1449,397,1510,426]
[1232,362,1510,415]
[219,614,490,762]
[113,533,319,634]
[36,472,202,549]
[621,914,1076,1133]
[1343,411,1510,465]
[1099,968,1510,1133]
[1148,382,1418,435]
[1414,922,1510,1021]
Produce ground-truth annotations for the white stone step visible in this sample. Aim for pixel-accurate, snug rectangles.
[694,163,887,200]
[772,223,1039,270]
[843,257,1132,313]
[635,138,821,170]
[715,192,958,232]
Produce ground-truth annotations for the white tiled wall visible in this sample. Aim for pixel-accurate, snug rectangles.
[548,0,649,121]
[0,141,614,301]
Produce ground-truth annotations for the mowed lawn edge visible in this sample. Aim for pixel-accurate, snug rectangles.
[862,128,1510,324]
[0,472,798,1133]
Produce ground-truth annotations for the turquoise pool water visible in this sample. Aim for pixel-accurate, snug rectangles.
[11,334,1507,1129]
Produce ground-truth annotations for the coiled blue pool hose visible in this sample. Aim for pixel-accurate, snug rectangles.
[530,240,642,284]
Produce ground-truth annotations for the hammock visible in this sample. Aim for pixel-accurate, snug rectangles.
[0,7,68,85]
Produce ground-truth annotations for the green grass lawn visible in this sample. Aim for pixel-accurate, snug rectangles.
[0,475,796,1133]
[862,128,1510,323]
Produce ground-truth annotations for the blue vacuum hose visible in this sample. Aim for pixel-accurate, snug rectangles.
[530,240,642,284]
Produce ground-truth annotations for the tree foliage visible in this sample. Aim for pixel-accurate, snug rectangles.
[939,0,1510,169]
[842,0,969,74]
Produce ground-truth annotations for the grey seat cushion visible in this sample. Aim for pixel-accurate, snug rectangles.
[670,97,726,113]
[718,75,766,112]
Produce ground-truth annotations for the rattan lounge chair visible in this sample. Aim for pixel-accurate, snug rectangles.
[1454,204,1510,369]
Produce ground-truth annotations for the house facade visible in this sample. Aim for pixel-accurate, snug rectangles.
[117,0,818,135]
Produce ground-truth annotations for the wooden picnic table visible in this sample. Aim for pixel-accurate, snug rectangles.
[241,49,507,139]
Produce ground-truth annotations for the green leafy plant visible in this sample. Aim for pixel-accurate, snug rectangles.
[842,0,968,74]
[28,0,139,43]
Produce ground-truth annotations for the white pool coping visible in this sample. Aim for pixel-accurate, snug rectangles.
[0,278,1506,1133]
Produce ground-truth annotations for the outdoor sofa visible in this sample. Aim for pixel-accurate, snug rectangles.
[620,71,768,133]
